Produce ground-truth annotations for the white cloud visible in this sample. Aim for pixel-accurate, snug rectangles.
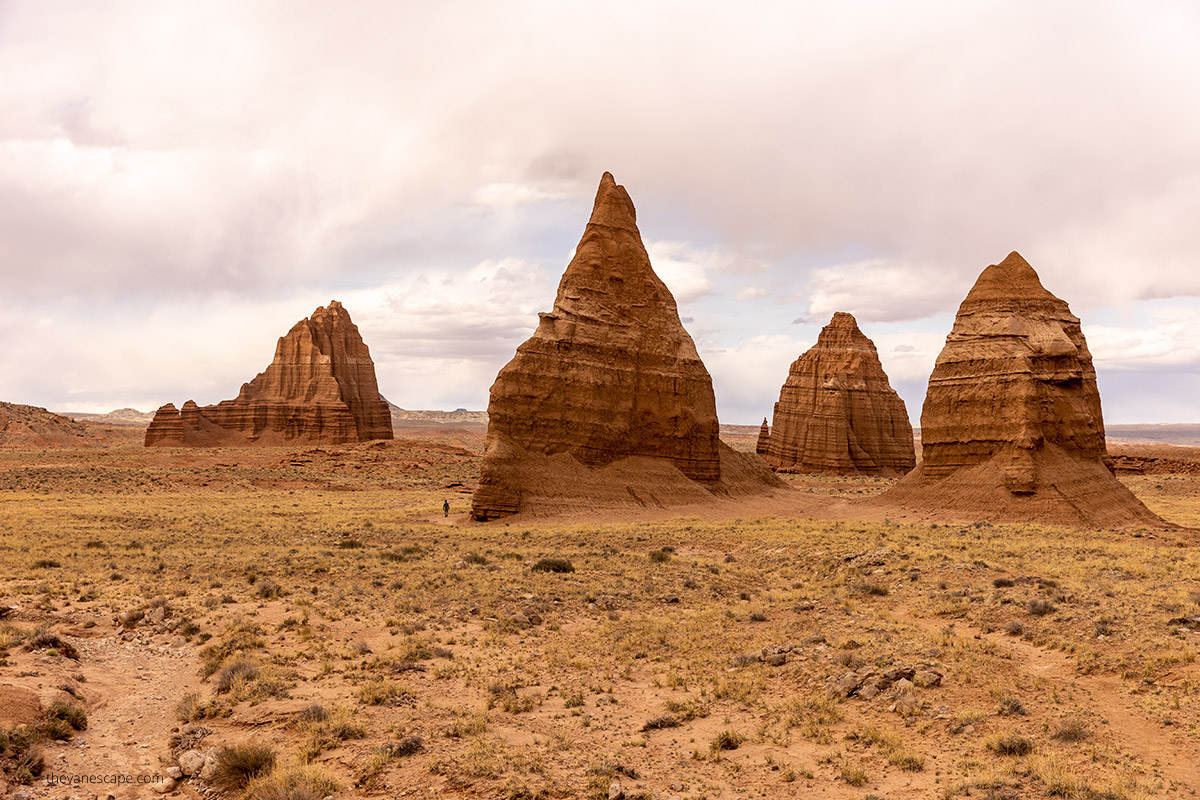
[704,334,811,423]
[2,1,1200,421]
[805,260,967,323]
[736,286,767,301]
[1086,303,1200,372]
[644,241,718,303]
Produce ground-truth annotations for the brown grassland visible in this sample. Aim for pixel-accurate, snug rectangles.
[2,427,1200,799]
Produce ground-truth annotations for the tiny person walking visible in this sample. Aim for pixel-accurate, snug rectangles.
[443,499,450,518]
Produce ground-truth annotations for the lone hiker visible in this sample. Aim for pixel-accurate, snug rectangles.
[443,499,450,518]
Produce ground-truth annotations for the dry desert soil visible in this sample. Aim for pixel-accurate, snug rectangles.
[2,424,1200,800]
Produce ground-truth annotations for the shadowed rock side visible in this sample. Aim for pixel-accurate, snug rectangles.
[762,312,914,475]
[872,252,1170,529]
[471,172,782,519]
[756,418,770,455]
[145,302,393,447]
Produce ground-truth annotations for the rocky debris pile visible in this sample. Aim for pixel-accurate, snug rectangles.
[759,312,914,475]
[874,252,1171,529]
[827,662,944,714]
[470,173,782,519]
[164,732,217,795]
[146,301,393,447]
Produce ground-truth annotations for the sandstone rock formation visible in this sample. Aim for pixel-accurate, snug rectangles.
[0,402,89,448]
[756,418,770,455]
[145,301,392,447]
[760,312,914,475]
[876,252,1169,529]
[470,172,781,519]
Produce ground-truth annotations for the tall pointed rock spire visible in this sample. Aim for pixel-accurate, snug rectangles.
[760,312,914,475]
[145,302,392,446]
[470,172,778,520]
[874,252,1168,529]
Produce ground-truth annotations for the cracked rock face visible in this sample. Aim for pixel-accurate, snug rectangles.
[470,173,778,520]
[876,252,1168,529]
[145,301,392,447]
[759,312,914,475]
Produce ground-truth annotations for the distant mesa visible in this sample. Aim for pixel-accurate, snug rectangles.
[758,312,914,476]
[65,408,155,427]
[388,404,489,426]
[873,251,1170,529]
[470,172,782,520]
[145,301,393,447]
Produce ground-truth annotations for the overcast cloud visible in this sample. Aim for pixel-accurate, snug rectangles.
[1,1,1198,423]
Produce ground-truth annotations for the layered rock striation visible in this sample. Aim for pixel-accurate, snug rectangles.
[876,252,1169,528]
[470,172,780,519]
[145,301,393,447]
[760,312,914,475]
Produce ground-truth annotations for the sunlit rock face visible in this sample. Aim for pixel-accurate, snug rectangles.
[471,172,780,520]
[760,312,914,476]
[145,302,392,447]
[875,251,1168,529]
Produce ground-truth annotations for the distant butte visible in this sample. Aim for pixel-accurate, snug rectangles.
[871,252,1170,529]
[145,301,393,447]
[759,312,914,476]
[470,172,782,520]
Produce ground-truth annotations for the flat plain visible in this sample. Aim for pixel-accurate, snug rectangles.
[2,425,1200,799]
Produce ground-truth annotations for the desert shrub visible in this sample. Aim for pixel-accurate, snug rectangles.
[296,706,366,761]
[854,582,890,596]
[383,734,423,757]
[840,763,868,786]
[987,734,1034,756]
[1004,620,1025,636]
[858,726,925,771]
[462,552,488,565]
[445,711,489,738]
[531,558,574,573]
[356,737,422,786]
[1051,717,1091,743]
[649,549,671,564]
[1,728,44,784]
[1028,598,1057,616]
[44,700,87,732]
[993,577,1015,588]
[214,657,260,694]
[997,695,1027,716]
[25,629,79,660]
[710,730,743,752]
[356,680,410,706]
[211,742,277,792]
[748,610,768,622]
[176,691,202,722]
[256,579,282,599]
[31,559,60,569]
[295,703,327,724]
[641,715,679,731]
[247,766,341,800]
[201,620,265,677]
[338,539,364,549]
[84,540,105,549]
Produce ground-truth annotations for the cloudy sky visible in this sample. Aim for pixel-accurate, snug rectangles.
[2,1,1199,424]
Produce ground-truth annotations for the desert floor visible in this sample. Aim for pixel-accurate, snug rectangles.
[2,426,1200,800]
